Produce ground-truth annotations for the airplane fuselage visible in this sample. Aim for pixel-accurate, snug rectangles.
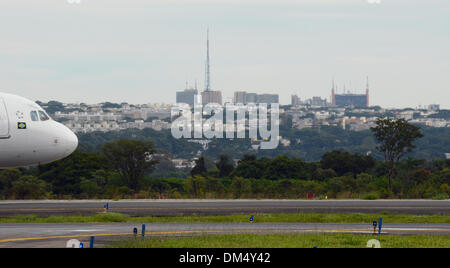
[0,93,78,168]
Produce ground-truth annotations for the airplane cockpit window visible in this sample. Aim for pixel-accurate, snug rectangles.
[38,111,50,121]
[30,111,39,121]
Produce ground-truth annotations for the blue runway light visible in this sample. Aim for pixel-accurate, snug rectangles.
[133,227,138,238]
[378,218,383,235]
[250,215,254,223]
[89,236,95,248]
[142,224,146,241]
[104,202,109,213]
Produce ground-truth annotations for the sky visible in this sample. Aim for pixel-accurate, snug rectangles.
[0,0,449,108]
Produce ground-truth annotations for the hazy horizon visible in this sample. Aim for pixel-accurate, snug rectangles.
[0,0,448,108]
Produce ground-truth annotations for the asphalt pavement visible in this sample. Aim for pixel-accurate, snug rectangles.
[0,222,449,248]
[0,199,448,217]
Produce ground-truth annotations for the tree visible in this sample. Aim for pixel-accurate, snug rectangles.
[11,175,49,199]
[38,151,109,197]
[101,139,159,191]
[191,157,208,177]
[79,177,102,199]
[263,155,309,180]
[371,118,424,193]
[321,151,375,177]
[216,155,234,178]
[231,155,269,179]
[411,169,432,184]
[0,169,22,199]
[185,175,207,198]
[102,102,121,109]
[231,177,252,198]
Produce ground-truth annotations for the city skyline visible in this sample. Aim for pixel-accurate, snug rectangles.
[0,0,448,108]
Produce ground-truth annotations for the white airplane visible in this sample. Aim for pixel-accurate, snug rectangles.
[0,92,78,168]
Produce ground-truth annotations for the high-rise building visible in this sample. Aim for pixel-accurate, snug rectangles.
[311,96,327,107]
[332,78,370,108]
[291,95,302,106]
[245,93,257,104]
[202,90,222,105]
[334,93,368,107]
[233,91,279,104]
[176,88,198,107]
[257,94,279,104]
[428,104,440,111]
[233,92,279,104]
[234,91,247,104]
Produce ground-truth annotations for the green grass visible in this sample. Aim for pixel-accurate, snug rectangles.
[108,233,450,248]
[1,212,449,224]
[0,213,128,223]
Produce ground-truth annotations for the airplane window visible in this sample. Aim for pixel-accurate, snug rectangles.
[38,111,50,121]
[30,111,39,121]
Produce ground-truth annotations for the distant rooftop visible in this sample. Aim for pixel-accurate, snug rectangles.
[335,93,367,97]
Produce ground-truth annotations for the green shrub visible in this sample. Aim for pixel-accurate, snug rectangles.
[431,193,449,200]
[362,193,380,200]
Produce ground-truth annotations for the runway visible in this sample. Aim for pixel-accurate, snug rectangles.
[0,199,449,217]
[0,222,449,248]
[1,199,448,247]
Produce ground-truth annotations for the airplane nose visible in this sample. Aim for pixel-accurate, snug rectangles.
[66,130,79,154]
[59,124,78,157]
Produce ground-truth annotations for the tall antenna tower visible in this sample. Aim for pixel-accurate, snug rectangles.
[366,76,370,107]
[331,78,336,106]
[205,28,211,92]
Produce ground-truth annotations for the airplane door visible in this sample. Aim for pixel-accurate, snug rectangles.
[0,98,10,138]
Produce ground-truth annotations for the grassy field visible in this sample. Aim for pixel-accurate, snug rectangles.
[1,212,449,224]
[108,233,450,248]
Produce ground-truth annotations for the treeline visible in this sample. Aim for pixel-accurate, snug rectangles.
[0,119,448,200]
[0,148,448,200]
[75,126,450,162]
